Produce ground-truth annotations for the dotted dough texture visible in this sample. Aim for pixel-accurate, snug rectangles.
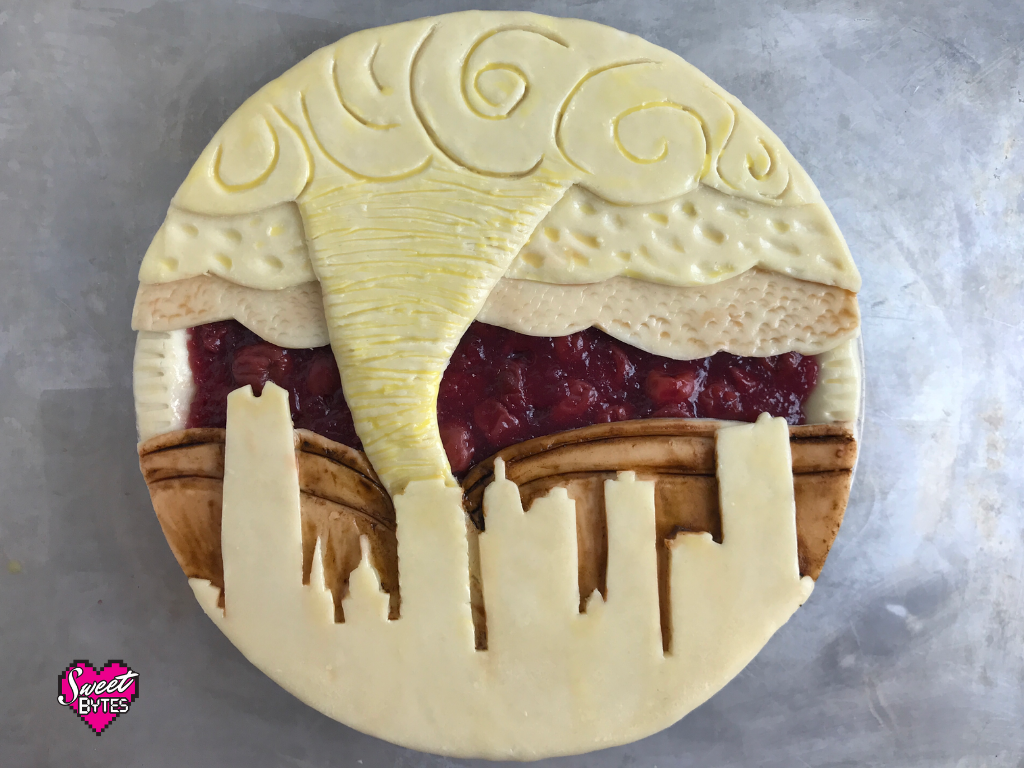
[509,185,859,291]
[139,204,315,289]
[136,186,860,295]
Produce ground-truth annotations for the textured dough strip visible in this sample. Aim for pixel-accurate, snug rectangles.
[132,277,330,349]
[133,330,194,441]
[803,337,861,424]
[133,267,859,360]
[479,268,859,358]
[298,166,568,496]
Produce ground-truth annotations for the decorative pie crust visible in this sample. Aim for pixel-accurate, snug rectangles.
[132,11,862,759]
[478,269,858,359]
[140,420,855,654]
[134,267,859,360]
[133,277,330,349]
[132,330,193,440]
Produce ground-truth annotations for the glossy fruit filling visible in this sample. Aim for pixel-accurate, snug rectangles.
[186,320,818,476]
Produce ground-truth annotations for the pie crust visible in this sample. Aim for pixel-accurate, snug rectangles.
[132,10,862,758]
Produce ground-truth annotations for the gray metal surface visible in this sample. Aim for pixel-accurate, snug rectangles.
[2,0,1022,765]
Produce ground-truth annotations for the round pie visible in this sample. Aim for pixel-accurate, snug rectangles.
[133,11,862,759]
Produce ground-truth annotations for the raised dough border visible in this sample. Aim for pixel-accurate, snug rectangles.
[134,329,195,442]
[803,336,861,426]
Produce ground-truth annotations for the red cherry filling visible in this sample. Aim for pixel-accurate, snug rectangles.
[186,322,361,450]
[550,380,598,429]
[645,368,699,407]
[305,353,342,396]
[474,399,524,449]
[440,422,475,475]
[185,320,818,477]
[231,343,291,394]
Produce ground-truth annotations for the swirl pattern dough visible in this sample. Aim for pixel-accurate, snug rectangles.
[148,10,855,495]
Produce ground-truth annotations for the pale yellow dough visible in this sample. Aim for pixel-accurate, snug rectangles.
[192,386,812,759]
[140,202,315,288]
[138,10,857,494]
[133,330,193,441]
[509,184,858,290]
[139,183,858,292]
[803,336,862,424]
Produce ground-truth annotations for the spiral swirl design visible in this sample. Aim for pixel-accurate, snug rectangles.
[174,12,817,214]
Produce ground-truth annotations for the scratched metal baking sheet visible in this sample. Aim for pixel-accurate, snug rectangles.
[2,1,1022,765]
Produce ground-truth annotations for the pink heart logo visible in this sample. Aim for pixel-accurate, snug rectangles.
[57,660,139,735]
